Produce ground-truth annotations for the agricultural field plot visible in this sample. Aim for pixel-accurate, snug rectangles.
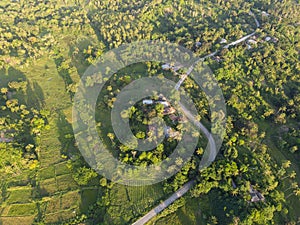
[1,203,37,217]
[102,183,166,224]
[5,187,33,204]
[0,215,36,225]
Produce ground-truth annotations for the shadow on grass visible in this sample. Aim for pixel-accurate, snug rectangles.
[0,67,45,110]
[68,37,93,78]
[0,67,46,148]
[56,111,77,157]
[53,56,75,101]
[26,81,45,109]
[0,67,27,104]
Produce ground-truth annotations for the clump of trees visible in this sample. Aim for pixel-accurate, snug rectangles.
[0,81,49,175]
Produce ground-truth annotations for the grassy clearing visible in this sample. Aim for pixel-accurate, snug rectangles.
[104,183,165,224]
[43,190,81,218]
[39,166,56,181]
[60,191,80,210]
[56,174,78,192]
[21,57,71,111]
[21,57,72,168]
[38,121,66,169]
[127,184,165,214]
[44,208,78,224]
[0,215,35,225]
[0,206,11,216]
[45,195,61,214]
[38,117,66,168]
[55,162,70,176]
[7,203,37,216]
[148,196,204,225]
[176,197,202,224]
[6,173,30,188]
[39,173,78,198]
[39,178,58,196]
[44,211,63,224]
[80,188,99,213]
[154,213,182,225]
[6,188,32,204]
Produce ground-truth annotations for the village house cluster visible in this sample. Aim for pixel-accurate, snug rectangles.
[246,34,278,50]
[232,180,265,203]
[142,95,187,140]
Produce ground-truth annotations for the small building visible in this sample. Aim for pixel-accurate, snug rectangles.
[143,99,154,105]
[177,115,187,123]
[261,11,270,17]
[249,185,265,203]
[162,64,171,70]
[172,65,182,72]
[265,36,272,42]
[264,36,278,43]
[163,107,176,115]
[158,94,167,101]
[157,101,170,107]
[220,38,227,44]
[168,114,187,123]
[195,41,202,47]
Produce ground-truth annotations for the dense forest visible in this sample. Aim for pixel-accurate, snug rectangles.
[0,0,299,224]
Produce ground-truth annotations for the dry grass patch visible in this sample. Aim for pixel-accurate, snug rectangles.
[0,215,35,225]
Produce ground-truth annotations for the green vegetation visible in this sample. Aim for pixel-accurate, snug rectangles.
[0,0,299,224]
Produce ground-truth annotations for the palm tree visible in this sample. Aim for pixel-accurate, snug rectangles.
[232,188,239,196]
[282,160,291,169]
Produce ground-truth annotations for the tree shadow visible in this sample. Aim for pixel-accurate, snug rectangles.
[0,67,26,104]
[0,67,26,85]
[0,67,45,110]
[26,81,45,110]
[56,111,77,157]
[68,37,93,78]
[0,67,46,147]
[54,56,73,84]
[86,10,105,46]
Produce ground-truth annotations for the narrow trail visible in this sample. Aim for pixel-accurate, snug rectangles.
[132,11,260,225]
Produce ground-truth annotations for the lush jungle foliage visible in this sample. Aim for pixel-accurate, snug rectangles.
[0,0,299,224]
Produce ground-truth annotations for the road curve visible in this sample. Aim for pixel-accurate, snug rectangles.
[179,103,217,163]
[132,11,260,225]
